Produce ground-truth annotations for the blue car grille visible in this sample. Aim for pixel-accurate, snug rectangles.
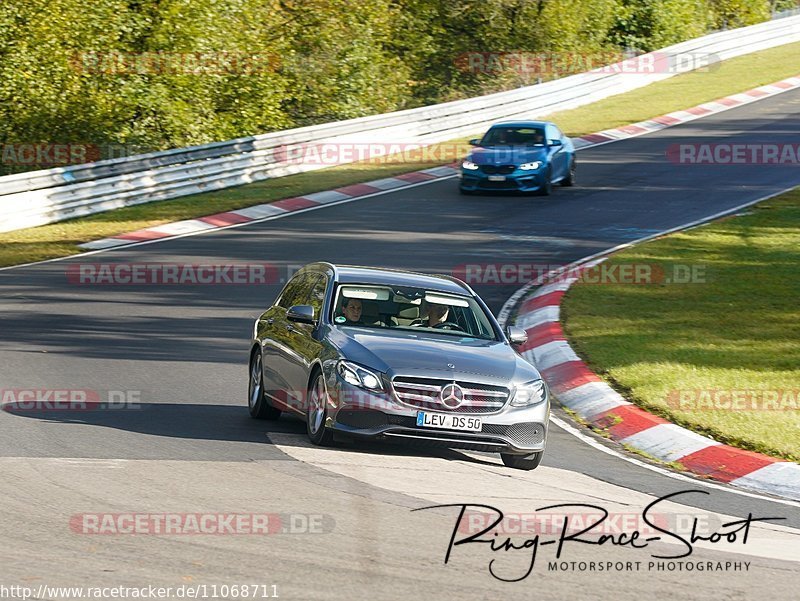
[480,165,516,175]
[481,179,519,190]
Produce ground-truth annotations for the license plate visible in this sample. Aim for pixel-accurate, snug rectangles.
[487,175,506,181]
[416,411,482,432]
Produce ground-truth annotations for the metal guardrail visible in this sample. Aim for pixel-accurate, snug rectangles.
[2,15,799,233]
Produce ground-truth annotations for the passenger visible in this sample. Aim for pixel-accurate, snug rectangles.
[340,298,363,325]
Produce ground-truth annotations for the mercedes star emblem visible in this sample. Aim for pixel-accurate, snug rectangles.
[440,382,465,409]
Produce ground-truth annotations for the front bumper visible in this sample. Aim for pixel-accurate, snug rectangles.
[323,375,549,455]
[459,168,546,193]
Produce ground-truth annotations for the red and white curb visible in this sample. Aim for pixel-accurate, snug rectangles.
[571,75,800,149]
[79,74,800,251]
[79,166,459,250]
[512,261,800,501]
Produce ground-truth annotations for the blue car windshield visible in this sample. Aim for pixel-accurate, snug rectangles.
[480,127,545,146]
[332,284,499,341]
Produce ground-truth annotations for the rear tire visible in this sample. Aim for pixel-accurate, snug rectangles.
[459,187,474,196]
[307,371,335,446]
[248,351,281,420]
[501,451,543,471]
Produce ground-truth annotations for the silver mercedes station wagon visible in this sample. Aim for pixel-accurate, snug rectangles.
[248,263,550,470]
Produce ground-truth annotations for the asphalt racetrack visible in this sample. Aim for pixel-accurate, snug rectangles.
[1,89,799,600]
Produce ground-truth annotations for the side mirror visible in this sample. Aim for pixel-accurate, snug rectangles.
[469,138,481,146]
[506,325,528,345]
[549,139,563,147]
[287,305,316,325]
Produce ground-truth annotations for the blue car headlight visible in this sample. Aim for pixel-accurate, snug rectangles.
[336,360,384,392]
[462,160,480,171]
[519,161,542,171]
[510,380,547,406]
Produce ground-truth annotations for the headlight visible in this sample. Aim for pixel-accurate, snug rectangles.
[462,160,480,170]
[336,360,383,391]
[510,380,547,406]
[519,161,542,170]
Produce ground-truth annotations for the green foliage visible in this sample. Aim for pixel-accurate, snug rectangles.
[709,0,771,29]
[771,0,800,11]
[609,0,712,51]
[0,0,780,173]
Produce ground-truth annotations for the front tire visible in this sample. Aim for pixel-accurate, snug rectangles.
[561,159,576,187]
[501,451,543,470]
[248,351,281,420]
[307,372,335,446]
[536,168,552,196]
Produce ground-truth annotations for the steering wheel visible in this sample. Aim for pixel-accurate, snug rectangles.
[432,321,465,331]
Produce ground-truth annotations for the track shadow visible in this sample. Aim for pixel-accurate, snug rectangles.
[1,401,486,464]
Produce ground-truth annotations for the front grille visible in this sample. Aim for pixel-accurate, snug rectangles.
[481,179,519,190]
[480,165,516,175]
[392,377,509,414]
[336,410,388,429]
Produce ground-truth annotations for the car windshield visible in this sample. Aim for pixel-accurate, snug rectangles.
[480,126,545,147]
[332,284,499,340]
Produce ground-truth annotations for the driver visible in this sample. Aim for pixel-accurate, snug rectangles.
[427,303,449,327]
[413,302,449,328]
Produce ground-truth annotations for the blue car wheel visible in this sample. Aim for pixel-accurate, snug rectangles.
[536,167,552,196]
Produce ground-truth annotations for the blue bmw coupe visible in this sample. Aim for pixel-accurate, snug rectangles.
[459,121,576,195]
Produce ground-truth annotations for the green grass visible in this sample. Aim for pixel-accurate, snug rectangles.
[2,41,800,268]
[562,189,800,462]
[549,41,800,137]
